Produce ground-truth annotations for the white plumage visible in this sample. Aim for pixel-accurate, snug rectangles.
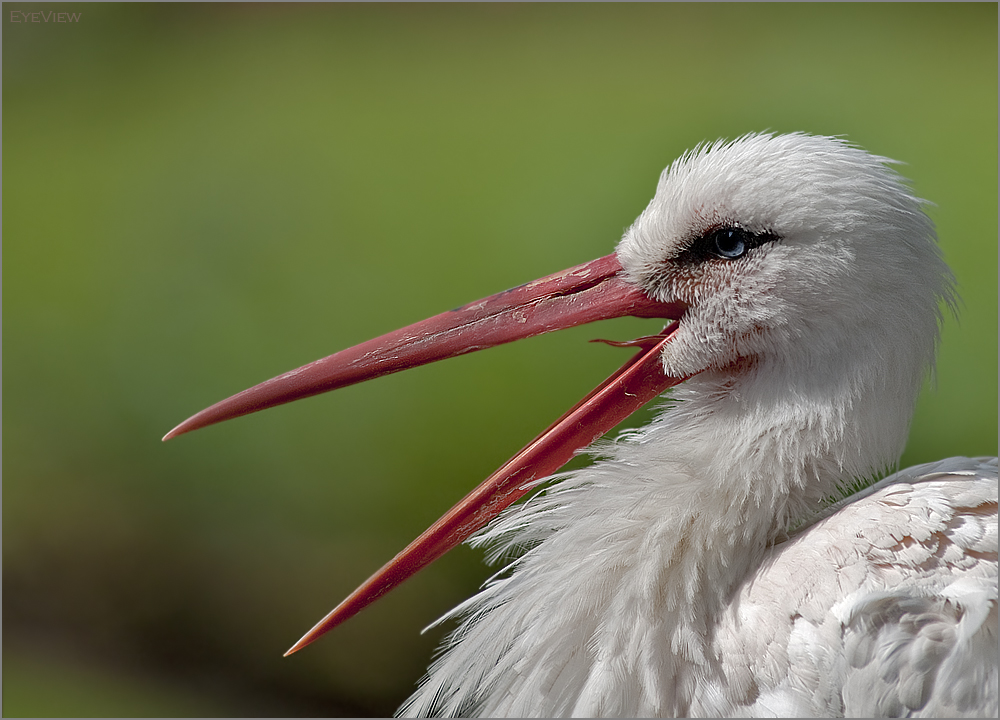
[404,457,995,717]
[396,135,998,717]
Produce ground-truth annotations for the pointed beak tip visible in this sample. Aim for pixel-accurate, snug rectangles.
[162,422,189,442]
[284,634,314,657]
[163,410,218,442]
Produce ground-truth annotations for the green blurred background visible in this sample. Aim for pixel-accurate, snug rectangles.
[4,3,997,716]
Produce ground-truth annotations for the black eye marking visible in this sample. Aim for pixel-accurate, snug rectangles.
[682,226,779,263]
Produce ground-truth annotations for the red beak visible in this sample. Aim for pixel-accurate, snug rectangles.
[164,253,687,655]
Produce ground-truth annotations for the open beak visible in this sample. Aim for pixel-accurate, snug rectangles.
[164,252,687,655]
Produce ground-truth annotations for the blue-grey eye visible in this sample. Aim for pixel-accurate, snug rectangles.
[710,228,750,259]
[679,226,778,265]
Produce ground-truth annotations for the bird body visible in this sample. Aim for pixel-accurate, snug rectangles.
[168,134,998,717]
[402,454,996,717]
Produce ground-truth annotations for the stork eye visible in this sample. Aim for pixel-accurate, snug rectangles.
[676,226,778,266]
[709,228,751,259]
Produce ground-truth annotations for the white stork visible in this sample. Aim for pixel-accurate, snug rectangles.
[166,133,998,717]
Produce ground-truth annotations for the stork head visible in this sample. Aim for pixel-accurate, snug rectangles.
[164,133,951,653]
[619,133,949,384]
